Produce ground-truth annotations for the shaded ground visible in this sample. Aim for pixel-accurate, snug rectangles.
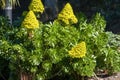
[88,72,120,80]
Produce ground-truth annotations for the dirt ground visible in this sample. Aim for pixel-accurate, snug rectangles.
[88,72,120,80]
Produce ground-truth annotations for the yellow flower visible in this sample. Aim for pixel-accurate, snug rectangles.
[21,11,39,29]
[69,42,86,58]
[29,0,44,13]
[57,3,78,25]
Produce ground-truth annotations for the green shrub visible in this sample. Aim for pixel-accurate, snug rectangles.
[0,16,11,79]
[0,12,120,80]
[76,13,120,75]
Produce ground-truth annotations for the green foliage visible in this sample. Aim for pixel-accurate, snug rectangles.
[0,16,12,39]
[0,12,120,80]
[0,16,13,79]
[76,13,120,74]
[42,22,80,62]
[102,32,120,73]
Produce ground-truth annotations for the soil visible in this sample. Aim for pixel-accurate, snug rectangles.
[88,72,120,80]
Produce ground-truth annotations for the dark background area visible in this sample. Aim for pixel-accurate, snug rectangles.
[0,0,120,34]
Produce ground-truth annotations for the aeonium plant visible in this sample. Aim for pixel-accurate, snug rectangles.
[0,10,43,79]
[40,21,96,79]
[0,10,120,80]
[14,10,43,77]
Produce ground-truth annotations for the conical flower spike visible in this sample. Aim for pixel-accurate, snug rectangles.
[29,0,44,13]
[69,42,86,58]
[21,11,39,29]
[58,3,78,25]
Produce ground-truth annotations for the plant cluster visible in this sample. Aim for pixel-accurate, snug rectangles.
[0,2,120,80]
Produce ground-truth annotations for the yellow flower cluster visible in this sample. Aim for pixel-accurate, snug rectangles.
[69,42,86,58]
[57,3,78,25]
[21,11,39,29]
[29,0,44,13]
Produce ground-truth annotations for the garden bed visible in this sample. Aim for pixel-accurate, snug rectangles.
[0,0,120,79]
